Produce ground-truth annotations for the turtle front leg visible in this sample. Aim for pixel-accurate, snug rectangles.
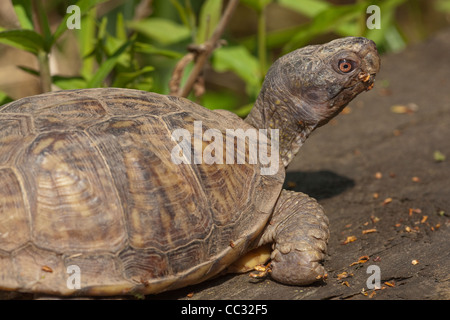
[259,190,330,285]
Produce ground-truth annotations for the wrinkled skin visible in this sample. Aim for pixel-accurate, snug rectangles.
[245,37,380,285]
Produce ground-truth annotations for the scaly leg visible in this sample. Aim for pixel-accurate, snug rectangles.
[258,190,330,285]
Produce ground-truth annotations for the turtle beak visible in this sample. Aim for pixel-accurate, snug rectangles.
[359,40,380,91]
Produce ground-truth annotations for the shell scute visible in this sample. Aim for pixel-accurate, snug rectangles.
[0,114,35,165]
[86,115,213,252]
[17,131,127,253]
[0,168,30,251]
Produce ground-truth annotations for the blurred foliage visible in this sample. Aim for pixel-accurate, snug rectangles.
[0,0,449,113]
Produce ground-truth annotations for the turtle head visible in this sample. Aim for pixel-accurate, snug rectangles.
[300,37,380,127]
[246,37,380,166]
[258,37,380,128]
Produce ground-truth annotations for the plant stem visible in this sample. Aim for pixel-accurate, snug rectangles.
[37,50,52,93]
[32,1,52,92]
[257,6,267,75]
[177,0,240,98]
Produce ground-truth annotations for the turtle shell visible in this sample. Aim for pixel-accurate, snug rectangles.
[0,88,284,296]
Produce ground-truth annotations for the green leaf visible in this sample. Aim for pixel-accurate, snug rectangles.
[196,0,222,44]
[169,0,196,31]
[102,33,136,69]
[52,76,88,90]
[0,91,13,106]
[77,6,97,79]
[278,0,330,17]
[87,41,133,88]
[282,3,367,53]
[134,42,183,59]
[213,46,261,96]
[0,29,44,54]
[235,103,254,117]
[201,89,239,111]
[98,16,108,41]
[382,24,407,52]
[132,76,153,91]
[17,65,39,76]
[116,12,127,41]
[127,18,191,45]
[240,0,272,12]
[12,0,34,30]
[112,66,155,88]
[34,1,52,51]
[435,0,450,13]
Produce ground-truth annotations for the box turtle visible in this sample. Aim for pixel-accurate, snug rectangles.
[0,37,379,296]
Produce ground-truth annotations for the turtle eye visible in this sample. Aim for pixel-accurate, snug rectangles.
[338,59,355,73]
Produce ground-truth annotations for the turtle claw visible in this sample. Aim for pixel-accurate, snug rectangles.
[249,262,272,279]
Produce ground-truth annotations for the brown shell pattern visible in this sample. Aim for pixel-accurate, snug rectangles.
[0,88,284,295]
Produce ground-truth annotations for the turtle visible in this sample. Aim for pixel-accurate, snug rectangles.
[0,37,379,296]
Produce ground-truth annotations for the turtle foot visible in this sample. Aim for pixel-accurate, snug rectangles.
[260,190,330,286]
[270,245,327,285]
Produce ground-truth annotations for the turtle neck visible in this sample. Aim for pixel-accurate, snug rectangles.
[245,86,316,168]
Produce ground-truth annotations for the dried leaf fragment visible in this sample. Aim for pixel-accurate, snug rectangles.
[316,273,328,281]
[337,271,350,280]
[349,255,370,266]
[341,106,352,114]
[409,208,422,216]
[41,265,53,273]
[382,197,393,205]
[341,281,350,287]
[362,228,377,234]
[390,103,418,114]
[342,235,357,245]
[373,256,381,262]
[384,281,395,287]
[359,255,370,262]
[286,181,296,189]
